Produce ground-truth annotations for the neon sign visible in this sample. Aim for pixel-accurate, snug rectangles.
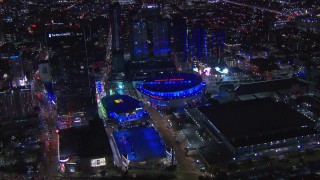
[150,95,163,100]
[114,99,124,103]
[155,78,185,82]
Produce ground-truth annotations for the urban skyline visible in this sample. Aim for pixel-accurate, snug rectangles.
[1,0,320,179]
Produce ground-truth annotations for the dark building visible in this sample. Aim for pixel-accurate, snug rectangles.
[235,78,307,101]
[196,98,318,155]
[46,29,95,116]
[58,119,113,173]
[0,88,36,122]
[110,3,123,52]
[172,16,187,53]
[111,53,125,74]
[0,18,19,43]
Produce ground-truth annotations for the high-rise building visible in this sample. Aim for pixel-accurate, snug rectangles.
[186,28,207,62]
[111,3,123,52]
[152,19,171,60]
[211,31,225,65]
[132,20,149,62]
[132,18,171,62]
[46,29,95,116]
[110,3,126,73]
[172,16,186,53]
[186,28,225,65]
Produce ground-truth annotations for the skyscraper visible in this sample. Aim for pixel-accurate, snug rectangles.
[111,3,123,52]
[172,16,186,53]
[186,28,225,65]
[211,31,225,65]
[110,3,125,73]
[46,29,95,116]
[153,19,171,60]
[132,20,149,62]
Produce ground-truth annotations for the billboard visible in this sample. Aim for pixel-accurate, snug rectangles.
[91,158,106,167]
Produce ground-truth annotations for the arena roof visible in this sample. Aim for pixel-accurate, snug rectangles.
[101,95,142,115]
[143,73,203,92]
[198,98,318,147]
[137,73,206,100]
[235,78,306,96]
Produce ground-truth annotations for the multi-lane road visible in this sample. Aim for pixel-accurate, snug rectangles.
[34,86,59,177]
[143,104,201,180]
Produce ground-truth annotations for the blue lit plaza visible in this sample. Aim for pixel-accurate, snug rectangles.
[113,127,166,161]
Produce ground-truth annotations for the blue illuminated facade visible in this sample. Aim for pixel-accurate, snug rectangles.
[136,73,206,107]
[185,28,225,64]
[153,19,171,60]
[133,20,149,62]
[43,82,55,104]
[101,95,149,124]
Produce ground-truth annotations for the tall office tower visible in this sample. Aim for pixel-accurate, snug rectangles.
[152,19,171,60]
[111,3,123,52]
[172,16,186,53]
[110,3,125,73]
[132,20,149,62]
[187,28,205,62]
[46,29,95,116]
[211,31,225,65]
[186,28,225,65]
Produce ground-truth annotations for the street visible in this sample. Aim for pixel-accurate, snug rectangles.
[143,104,201,180]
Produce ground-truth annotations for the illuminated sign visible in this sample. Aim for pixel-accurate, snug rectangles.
[48,32,71,38]
[114,99,124,103]
[155,78,185,82]
[203,67,211,76]
[91,158,106,167]
[48,32,83,38]
[150,95,163,100]
[59,157,69,163]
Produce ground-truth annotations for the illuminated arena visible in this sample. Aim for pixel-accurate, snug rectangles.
[136,73,206,107]
[100,95,149,124]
